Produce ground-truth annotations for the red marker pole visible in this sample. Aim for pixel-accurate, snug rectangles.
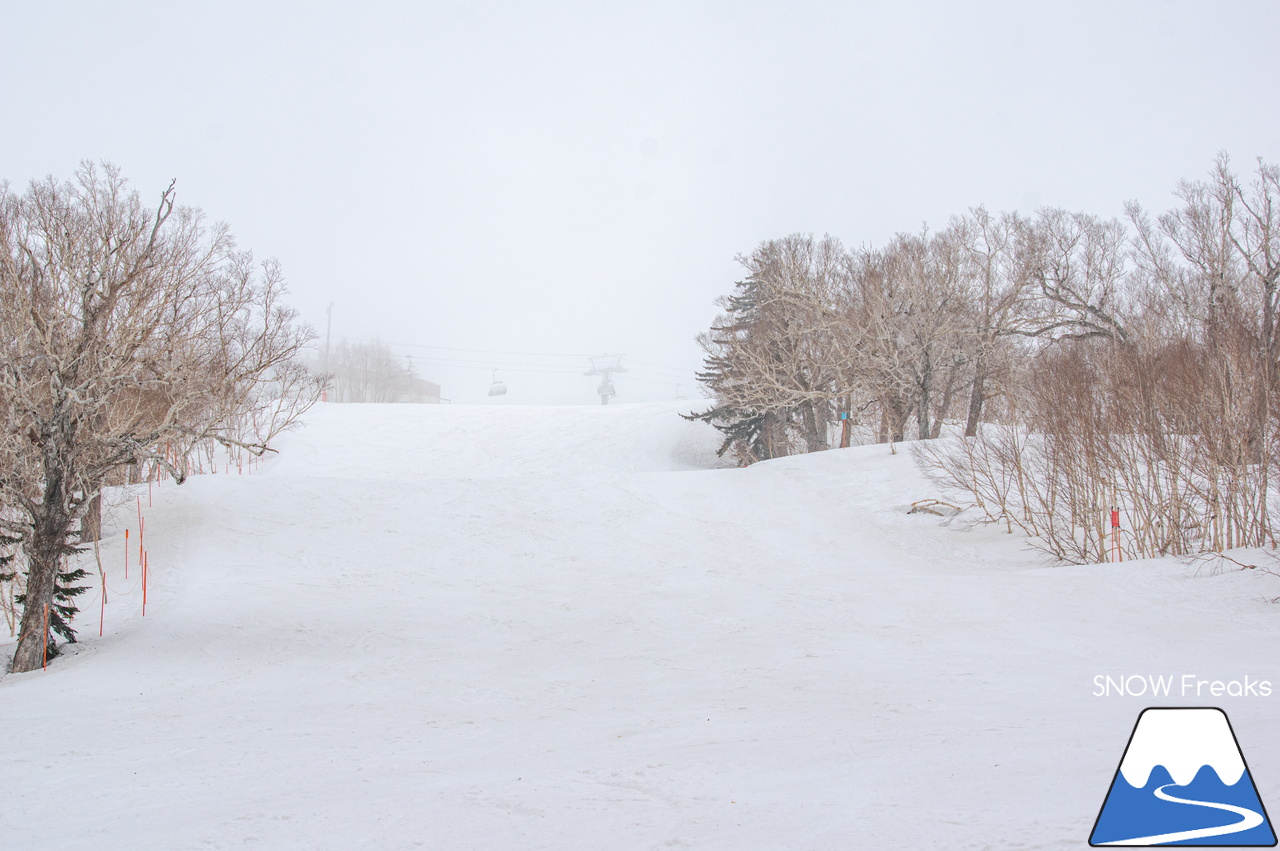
[1110,508,1122,563]
[125,529,130,578]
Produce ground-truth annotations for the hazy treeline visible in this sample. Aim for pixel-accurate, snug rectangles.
[323,339,440,403]
[691,155,1280,563]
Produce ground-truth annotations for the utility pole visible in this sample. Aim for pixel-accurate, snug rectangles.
[323,301,334,374]
[584,354,627,405]
[321,301,335,403]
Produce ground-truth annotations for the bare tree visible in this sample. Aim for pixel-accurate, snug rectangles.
[947,208,1042,435]
[0,162,318,672]
[831,229,968,442]
[1022,208,1132,344]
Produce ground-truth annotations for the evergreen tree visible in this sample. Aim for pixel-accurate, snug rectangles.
[684,276,783,462]
[0,532,17,587]
[687,235,843,462]
[10,538,89,660]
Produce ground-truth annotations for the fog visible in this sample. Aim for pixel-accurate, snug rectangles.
[4,1,1277,403]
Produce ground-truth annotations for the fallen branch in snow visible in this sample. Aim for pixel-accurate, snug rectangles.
[1185,550,1265,577]
[908,499,964,517]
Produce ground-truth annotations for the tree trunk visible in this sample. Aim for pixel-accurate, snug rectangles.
[801,401,828,453]
[916,352,933,440]
[882,395,908,443]
[965,368,987,437]
[932,365,959,439]
[758,412,783,460]
[11,471,72,673]
[80,491,103,543]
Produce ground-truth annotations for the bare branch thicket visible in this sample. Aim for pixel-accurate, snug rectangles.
[0,162,319,671]
[922,329,1276,563]
[918,157,1280,563]
[694,156,1280,566]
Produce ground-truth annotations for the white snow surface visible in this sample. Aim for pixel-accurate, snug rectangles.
[3,401,1279,849]
[1118,708,1246,788]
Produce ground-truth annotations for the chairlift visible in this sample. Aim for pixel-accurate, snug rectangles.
[488,368,508,397]
[585,354,626,405]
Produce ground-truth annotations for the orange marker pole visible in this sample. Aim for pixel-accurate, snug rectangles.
[125,529,130,579]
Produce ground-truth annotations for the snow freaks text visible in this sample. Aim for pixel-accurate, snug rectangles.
[1093,675,1273,698]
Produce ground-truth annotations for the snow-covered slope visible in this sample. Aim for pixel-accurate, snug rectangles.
[267,400,732,479]
[2,401,1278,849]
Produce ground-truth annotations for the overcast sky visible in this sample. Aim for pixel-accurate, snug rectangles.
[4,1,1278,404]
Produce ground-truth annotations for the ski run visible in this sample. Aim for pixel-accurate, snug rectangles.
[3,401,1278,849]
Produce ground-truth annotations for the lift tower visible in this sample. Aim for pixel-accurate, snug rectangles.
[584,354,626,405]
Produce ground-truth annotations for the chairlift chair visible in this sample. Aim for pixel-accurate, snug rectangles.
[488,369,508,397]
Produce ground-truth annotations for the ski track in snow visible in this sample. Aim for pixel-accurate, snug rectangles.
[1100,783,1264,845]
[2,401,1278,850]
